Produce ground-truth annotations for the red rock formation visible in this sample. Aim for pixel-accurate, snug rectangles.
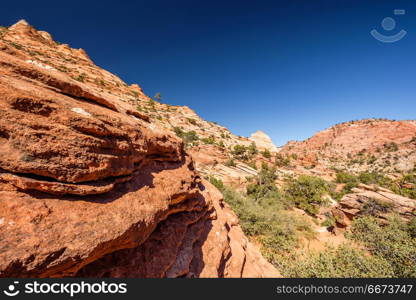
[334,184,416,222]
[0,21,279,278]
[281,119,416,173]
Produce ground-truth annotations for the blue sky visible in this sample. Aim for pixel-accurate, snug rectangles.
[1,0,415,145]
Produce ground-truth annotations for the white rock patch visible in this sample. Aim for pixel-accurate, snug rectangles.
[315,227,329,233]
[71,107,92,117]
[25,60,55,71]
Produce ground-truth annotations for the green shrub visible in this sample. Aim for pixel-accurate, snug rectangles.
[336,172,359,191]
[284,175,330,215]
[384,142,399,152]
[334,172,359,200]
[277,244,394,278]
[186,118,198,125]
[408,217,416,238]
[335,171,416,200]
[321,215,335,227]
[248,142,258,156]
[275,153,291,167]
[246,164,280,202]
[154,92,162,102]
[358,171,393,187]
[246,160,257,170]
[219,185,313,254]
[231,144,249,160]
[75,73,87,82]
[10,42,23,50]
[360,199,393,216]
[262,149,271,159]
[396,174,416,199]
[225,158,236,167]
[173,127,199,145]
[208,176,224,190]
[201,135,216,145]
[232,144,246,155]
[349,215,416,277]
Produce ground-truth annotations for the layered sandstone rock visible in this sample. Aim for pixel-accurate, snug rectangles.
[188,145,259,188]
[76,181,280,278]
[249,130,279,153]
[280,119,416,175]
[0,20,279,278]
[333,184,416,223]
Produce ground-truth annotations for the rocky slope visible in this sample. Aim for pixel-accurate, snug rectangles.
[334,184,416,224]
[280,119,416,178]
[1,20,280,190]
[0,20,279,278]
[250,130,280,153]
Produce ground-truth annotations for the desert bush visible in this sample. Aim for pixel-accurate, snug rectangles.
[246,160,257,170]
[246,164,280,202]
[75,73,87,82]
[154,92,162,102]
[201,135,216,145]
[336,172,359,190]
[231,144,249,160]
[408,217,416,238]
[247,142,258,156]
[277,244,394,278]
[396,174,416,199]
[275,153,291,167]
[349,215,416,277]
[225,158,236,167]
[284,175,330,215]
[384,142,399,152]
[217,184,313,254]
[321,215,335,227]
[208,176,224,190]
[10,42,23,50]
[173,127,199,145]
[360,199,392,216]
[358,171,393,187]
[334,172,359,199]
[186,118,198,125]
[262,149,271,159]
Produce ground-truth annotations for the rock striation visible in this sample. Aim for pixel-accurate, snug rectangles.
[249,130,279,153]
[0,20,279,278]
[280,119,416,175]
[333,184,416,224]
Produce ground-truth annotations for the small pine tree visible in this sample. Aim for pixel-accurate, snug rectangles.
[154,92,162,102]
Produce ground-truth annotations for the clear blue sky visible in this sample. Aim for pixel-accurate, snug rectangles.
[1,0,415,146]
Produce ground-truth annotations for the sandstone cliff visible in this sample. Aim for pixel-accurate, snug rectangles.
[249,130,279,153]
[280,119,416,177]
[0,20,279,278]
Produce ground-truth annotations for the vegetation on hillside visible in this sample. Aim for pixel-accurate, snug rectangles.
[349,215,416,277]
[277,244,394,278]
[173,127,199,147]
[209,165,416,278]
[334,170,416,200]
[209,173,315,254]
[284,175,330,215]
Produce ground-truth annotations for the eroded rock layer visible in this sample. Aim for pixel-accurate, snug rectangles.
[0,20,279,278]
